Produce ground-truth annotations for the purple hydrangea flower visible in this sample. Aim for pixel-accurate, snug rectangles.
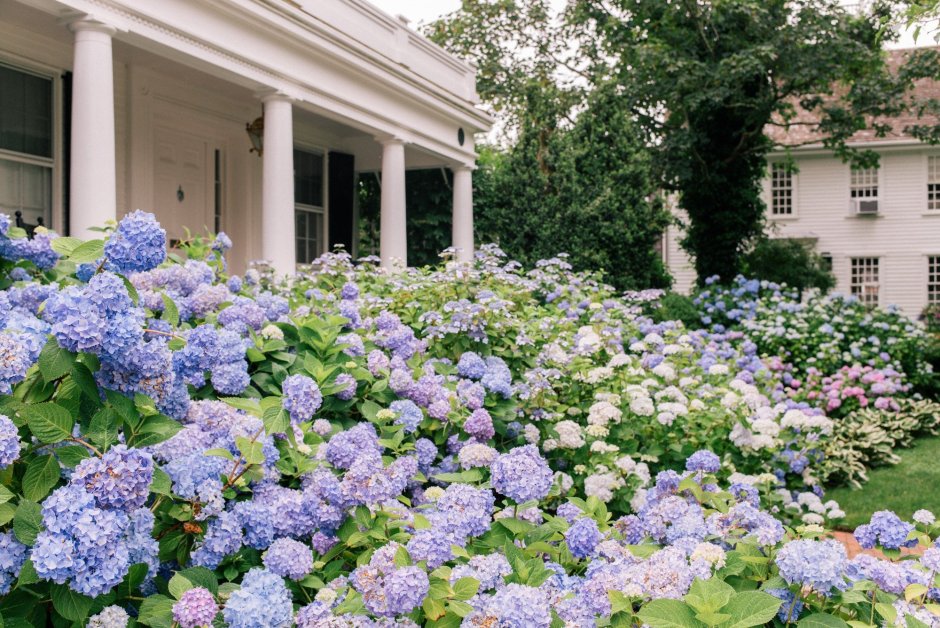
[565,517,603,559]
[854,511,917,550]
[390,399,423,433]
[222,568,293,628]
[263,538,313,580]
[0,531,27,595]
[490,445,553,504]
[775,539,847,593]
[72,445,154,510]
[686,450,721,473]
[464,408,495,441]
[281,374,323,424]
[172,587,219,628]
[0,415,21,468]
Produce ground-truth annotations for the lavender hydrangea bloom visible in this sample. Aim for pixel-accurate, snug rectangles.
[854,511,917,550]
[390,399,423,433]
[565,517,603,559]
[468,583,551,627]
[685,450,721,473]
[263,538,314,580]
[0,335,32,395]
[464,408,495,441]
[775,539,848,593]
[0,415,21,468]
[223,568,294,628]
[457,352,486,379]
[351,543,429,617]
[72,445,154,510]
[325,422,381,469]
[172,587,219,628]
[104,210,167,273]
[281,374,323,423]
[0,531,27,595]
[491,445,553,503]
[333,373,357,400]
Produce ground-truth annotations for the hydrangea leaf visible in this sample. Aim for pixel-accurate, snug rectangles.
[137,594,176,628]
[160,294,180,327]
[716,592,783,628]
[795,614,852,628]
[37,340,75,383]
[21,454,59,502]
[87,408,120,450]
[637,599,706,628]
[168,573,194,600]
[50,583,93,622]
[68,239,105,264]
[177,567,219,595]
[452,577,480,601]
[54,445,91,468]
[23,403,73,444]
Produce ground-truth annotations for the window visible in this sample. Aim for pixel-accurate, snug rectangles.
[0,63,54,228]
[929,156,939,212]
[294,148,325,264]
[770,163,794,216]
[929,256,940,305]
[850,257,880,306]
[850,166,879,200]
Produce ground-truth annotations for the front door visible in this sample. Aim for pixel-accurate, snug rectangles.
[153,125,216,246]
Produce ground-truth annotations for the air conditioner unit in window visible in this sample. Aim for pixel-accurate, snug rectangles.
[851,199,879,215]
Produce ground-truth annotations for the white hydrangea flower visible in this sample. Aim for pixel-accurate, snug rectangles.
[542,438,558,452]
[656,411,676,426]
[588,401,622,426]
[615,455,637,474]
[630,397,655,417]
[590,441,619,454]
[555,420,585,449]
[607,353,632,368]
[801,513,825,525]
[585,424,609,438]
[690,542,727,569]
[708,364,730,376]
[584,471,624,502]
[652,363,676,380]
[261,324,285,340]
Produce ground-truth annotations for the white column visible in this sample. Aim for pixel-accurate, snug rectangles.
[379,138,407,269]
[69,18,117,238]
[452,166,474,263]
[260,93,295,276]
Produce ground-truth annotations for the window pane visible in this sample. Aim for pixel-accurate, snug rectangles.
[294,208,323,264]
[294,149,324,207]
[0,65,53,158]
[0,158,52,225]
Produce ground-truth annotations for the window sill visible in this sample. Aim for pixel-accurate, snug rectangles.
[844,214,884,220]
[769,215,799,221]
[922,212,940,217]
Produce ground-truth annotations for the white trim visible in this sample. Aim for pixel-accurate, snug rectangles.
[768,161,798,219]
[293,144,329,260]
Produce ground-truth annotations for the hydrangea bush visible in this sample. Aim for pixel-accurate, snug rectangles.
[0,211,938,626]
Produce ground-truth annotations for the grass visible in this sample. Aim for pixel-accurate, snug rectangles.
[826,436,940,530]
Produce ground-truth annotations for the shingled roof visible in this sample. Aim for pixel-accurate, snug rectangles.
[766,46,940,147]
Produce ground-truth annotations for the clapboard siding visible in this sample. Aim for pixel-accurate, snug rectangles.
[664,146,940,315]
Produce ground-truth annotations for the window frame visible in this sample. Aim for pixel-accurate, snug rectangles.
[928,254,940,306]
[849,256,881,307]
[293,143,329,264]
[0,56,63,232]
[928,154,939,213]
[768,161,797,218]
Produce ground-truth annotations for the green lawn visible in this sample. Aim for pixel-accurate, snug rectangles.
[826,436,940,530]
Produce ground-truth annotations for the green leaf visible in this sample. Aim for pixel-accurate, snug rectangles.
[68,239,105,264]
[432,469,483,483]
[452,577,480,601]
[38,340,75,382]
[13,500,42,545]
[221,397,262,416]
[168,573,194,600]
[161,293,180,327]
[50,236,83,256]
[236,436,265,466]
[55,445,92,467]
[16,559,38,586]
[423,596,447,621]
[0,485,14,505]
[50,583,93,622]
[151,467,173,496]
[263,406,290,436]
[22,454,60,502]
[204,448,236,461]
[717,592,783,628]
[637,599,706,628]
[24,402,73,444]
[137,594,176,628]
[88,407,120,449]
[685,577,735,615]
[178,566,219,594]
[71,362,100,401]
[0,503,15,526]
[797,614,851,628]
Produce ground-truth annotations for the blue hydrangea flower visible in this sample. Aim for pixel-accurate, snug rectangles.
[263,538,314,580]
[281,374,323,424]
[775,539,848,593]
[351,543,429,617]
[565,517,603,559]
[72,445,154,510]
[854,511,917,550]
[104,210,166,274]
[0,531,27,595]
[325,422,381,470]
[490,445,553,504]
[464,408,495,441]
[223,568,294,628]
[686,450,721,473]
[457,352,486,380]
[0,414,21,468]
[390,399,423,433]
[333,373,357,401]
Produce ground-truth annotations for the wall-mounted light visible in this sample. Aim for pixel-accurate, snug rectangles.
[246,116,264,156]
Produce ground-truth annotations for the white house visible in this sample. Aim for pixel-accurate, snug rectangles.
[663,48,940,316]
[0,0,492,274]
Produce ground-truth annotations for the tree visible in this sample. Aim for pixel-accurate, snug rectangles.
[427,1,671,290]
[573,0,939,284]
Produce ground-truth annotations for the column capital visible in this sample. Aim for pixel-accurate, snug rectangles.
[255,89,294,104]
[65,15,117,36]
[451,163,476,173]
[375,134,407,147]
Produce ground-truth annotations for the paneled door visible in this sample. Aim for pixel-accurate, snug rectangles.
[153,125,216,247]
